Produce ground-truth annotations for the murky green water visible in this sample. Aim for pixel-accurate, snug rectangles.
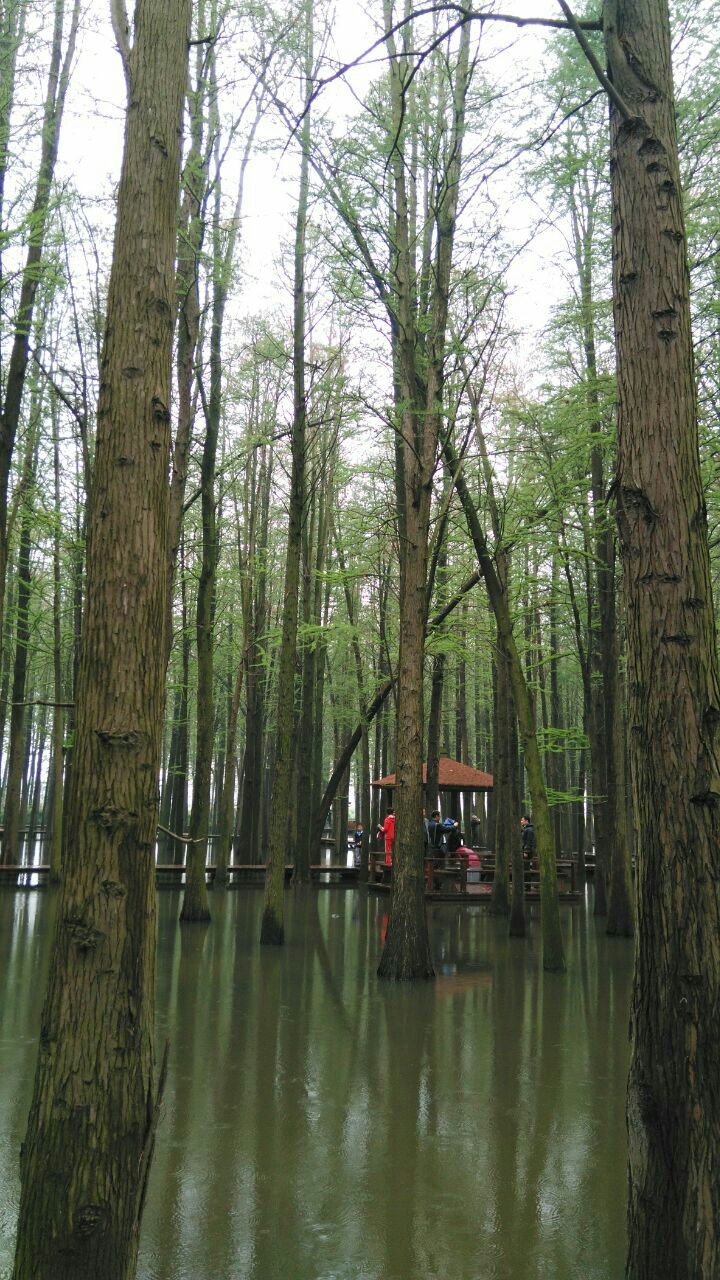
[0,888,632,1280]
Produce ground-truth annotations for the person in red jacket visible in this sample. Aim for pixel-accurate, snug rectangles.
[382,808,395,865]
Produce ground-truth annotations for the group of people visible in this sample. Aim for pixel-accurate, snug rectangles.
[374,807,537,873]
[424,810,464,853]
[375,807,474,864]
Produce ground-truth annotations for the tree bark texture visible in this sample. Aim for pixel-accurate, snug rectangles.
[12,0,190,1274]
[604,2,720,1274]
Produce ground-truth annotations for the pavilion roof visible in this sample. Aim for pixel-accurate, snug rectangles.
[371,755,493,792]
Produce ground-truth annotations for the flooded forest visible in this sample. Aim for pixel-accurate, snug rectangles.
[1,1,719,1278]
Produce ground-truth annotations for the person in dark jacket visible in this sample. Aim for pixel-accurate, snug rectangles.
[446,820,462,854]
[520,814,536,871]
[427,810,443,849]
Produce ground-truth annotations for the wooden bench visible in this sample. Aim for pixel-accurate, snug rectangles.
[425,857,468,895]
[369,852,391,887]
[478,854,578,895]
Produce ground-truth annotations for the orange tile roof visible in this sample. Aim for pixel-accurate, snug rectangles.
[371,755,493,791]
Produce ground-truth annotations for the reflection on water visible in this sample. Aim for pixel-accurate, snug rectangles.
[0,888,631,1280]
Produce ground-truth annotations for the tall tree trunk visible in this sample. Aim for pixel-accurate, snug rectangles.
[491,639,511,917]
[601,1,720,1272]
[237,441,270,866]
[378,13,470,982]
[179,64,220,923]
[26,704,47,858]
[444,437,564,969]
[216,652,243,885]
[1,420,37,864]
[49,390,64,882]
[547,555,564,855]
[168,575,190,865]
[261,0,312,944]
[605,628,634,937]
[12,0,190,1275]
[425,533,448,813]
[166,19,208,661]
[0,2,26,295]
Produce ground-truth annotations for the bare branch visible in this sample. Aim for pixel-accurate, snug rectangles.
[110,0,131,87]
[305,4,603,114]
[555,0,634,121]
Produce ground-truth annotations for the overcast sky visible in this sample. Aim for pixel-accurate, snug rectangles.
[57,2,582,390]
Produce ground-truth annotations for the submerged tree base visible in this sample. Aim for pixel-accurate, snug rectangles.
[489,888,510,917]
[179,902,212,924]
[377,957,435,981]
[543,944,566,973]
[260,909,284,946]
[377,923,435,981]
[509,908,526,938]
[606,915,633,939]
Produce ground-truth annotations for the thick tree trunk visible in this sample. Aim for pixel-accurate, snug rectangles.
[603,1,720,1273]
[12,1,190,1275]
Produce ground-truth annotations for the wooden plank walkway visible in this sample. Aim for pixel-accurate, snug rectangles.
[0,862,360,888]
[1,853,581,899]
[368,850,580,902]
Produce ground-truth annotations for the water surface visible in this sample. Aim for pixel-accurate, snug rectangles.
[0,888,631,1280]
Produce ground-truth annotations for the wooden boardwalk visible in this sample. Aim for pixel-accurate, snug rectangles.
[1,851,583,899]
[368,850,580,902]
[0,862,360,888]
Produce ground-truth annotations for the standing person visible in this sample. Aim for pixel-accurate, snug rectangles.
[427,810,443,850]
[446,819,462,854]
[382,807,395,866]
[520,814,536,874]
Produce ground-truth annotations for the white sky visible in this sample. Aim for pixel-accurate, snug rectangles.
[33,0,627,441]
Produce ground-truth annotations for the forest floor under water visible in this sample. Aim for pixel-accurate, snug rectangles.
[0,884,631,1280]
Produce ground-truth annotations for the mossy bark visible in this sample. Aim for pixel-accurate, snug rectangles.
[12,1,190,1273]
[602,2,720,1272]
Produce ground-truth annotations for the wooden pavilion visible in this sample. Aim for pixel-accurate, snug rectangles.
[371,755,493,842]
